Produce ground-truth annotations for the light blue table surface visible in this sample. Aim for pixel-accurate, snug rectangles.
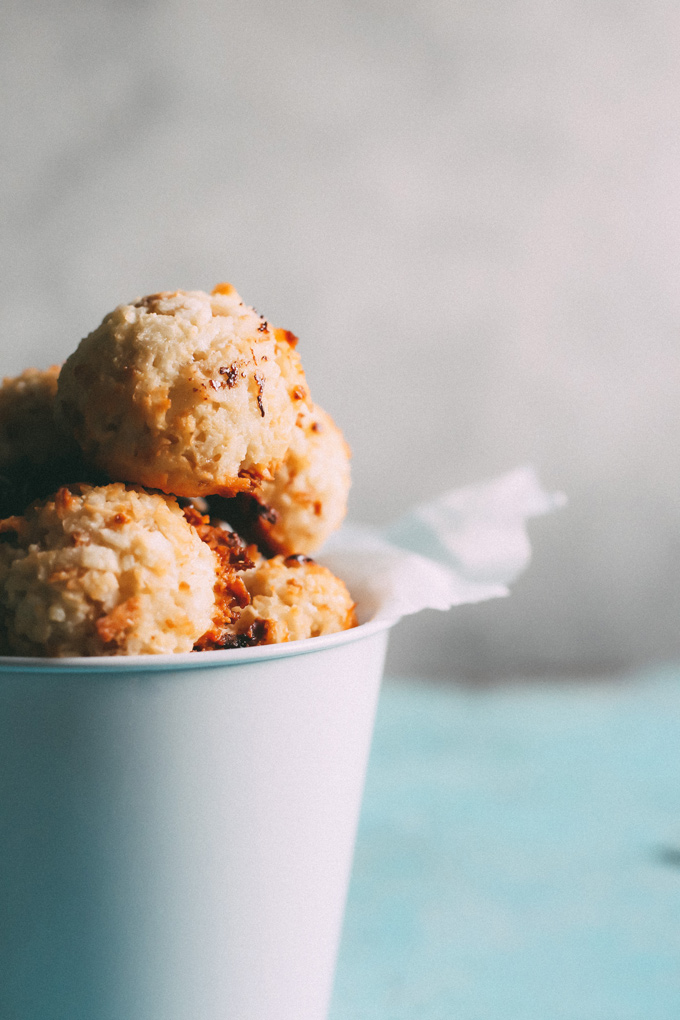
[329,671,680,1020]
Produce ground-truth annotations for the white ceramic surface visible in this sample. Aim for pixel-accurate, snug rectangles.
[0,617,392,1020]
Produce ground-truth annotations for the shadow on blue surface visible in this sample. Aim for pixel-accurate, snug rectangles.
[329,671,680,1020]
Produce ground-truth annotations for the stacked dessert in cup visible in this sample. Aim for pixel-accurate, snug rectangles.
[0,284,355,657]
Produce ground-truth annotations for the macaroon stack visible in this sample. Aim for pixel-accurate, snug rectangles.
[0,285,355,657]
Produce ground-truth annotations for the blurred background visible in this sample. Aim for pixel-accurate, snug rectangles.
[1,0,679,679]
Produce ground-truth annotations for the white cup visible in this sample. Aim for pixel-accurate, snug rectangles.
[0,615,392,1020]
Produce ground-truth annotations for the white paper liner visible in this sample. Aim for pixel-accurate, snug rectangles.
[320,465,565,625]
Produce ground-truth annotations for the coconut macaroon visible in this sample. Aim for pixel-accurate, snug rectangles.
[0,366,70,467]
[0,484,218,657]
[0,366,88,516]
[209,403,351,555]
[253,403,351,554]
[57,284,310,499]
[223,554,357,645]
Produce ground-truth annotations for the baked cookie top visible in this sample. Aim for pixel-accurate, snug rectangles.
[57,284,310,499]
[0,483,217,656]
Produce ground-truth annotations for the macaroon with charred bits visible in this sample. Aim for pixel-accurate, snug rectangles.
[181,504,257,651]
[216,553,358,647]
[208,402,351,556]
[0,484,222,657]
[56,285,310,500]
[0,281,359,658]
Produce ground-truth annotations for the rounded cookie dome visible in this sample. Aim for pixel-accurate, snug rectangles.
[207,403,351,556]
[227,554,357,644]
[0,366,95,516]
[0,484,217,656]
[257,403,351,554]
[0,366,75,468]
[57,285,310,499]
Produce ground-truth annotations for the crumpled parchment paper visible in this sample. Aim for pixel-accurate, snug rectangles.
[320,466,565,625]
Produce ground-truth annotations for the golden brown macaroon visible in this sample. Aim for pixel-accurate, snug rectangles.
[0,366,94,516]
[207,403,351,556]
[57,285,310,499]
[222,553,357,646]
[0,366,66,467]
[181,505,257,651]
[0,484,218,657]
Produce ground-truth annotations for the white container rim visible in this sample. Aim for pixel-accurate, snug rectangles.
[0,612,398,674]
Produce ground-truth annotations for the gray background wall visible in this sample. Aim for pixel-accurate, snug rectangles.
[2,0,679,678]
